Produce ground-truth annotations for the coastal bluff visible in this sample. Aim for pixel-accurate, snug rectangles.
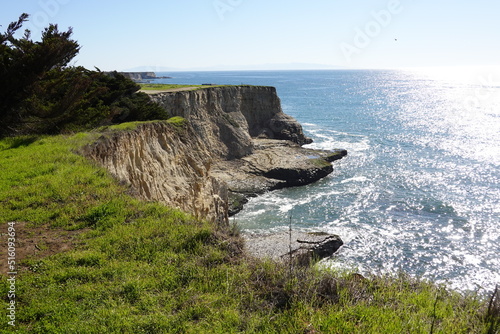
[84,86,346,224]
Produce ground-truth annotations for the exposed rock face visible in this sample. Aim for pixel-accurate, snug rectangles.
[105,72,159,82]
[84,122,228,224]
[121,72,156,81]
[149,86,313,159]
[211,139,347,214]
[85,86,346,224]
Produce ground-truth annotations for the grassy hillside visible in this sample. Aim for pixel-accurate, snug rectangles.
[1,128,499,333]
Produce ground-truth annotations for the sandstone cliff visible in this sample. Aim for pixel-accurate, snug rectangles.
[84,121,228,224]
[150,86,313,159]
[84,86,346,224]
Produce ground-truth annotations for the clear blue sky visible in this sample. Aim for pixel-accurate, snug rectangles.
[2,0,499,71]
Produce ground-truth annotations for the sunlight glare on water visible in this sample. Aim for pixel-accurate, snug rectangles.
[156,69,500,292]
[233,68,500,292]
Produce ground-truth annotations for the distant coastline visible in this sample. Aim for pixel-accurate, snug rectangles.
[106,71,172,82]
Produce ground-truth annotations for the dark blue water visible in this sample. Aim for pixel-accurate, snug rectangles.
[155,69,500,292]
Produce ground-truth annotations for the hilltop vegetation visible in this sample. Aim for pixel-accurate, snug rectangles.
[140,84,205,91]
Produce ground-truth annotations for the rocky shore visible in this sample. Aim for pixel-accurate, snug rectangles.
[244,231,343,264]
[212,139,346,215]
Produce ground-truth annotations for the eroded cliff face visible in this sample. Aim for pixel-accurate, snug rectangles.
[84,86,345,225]
[84,122,228,224]
[150,86,312,159]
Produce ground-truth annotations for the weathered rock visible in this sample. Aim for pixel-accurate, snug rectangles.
[266,113,314,145]
[105,71,163,82]
[149,86,312,159]
[286,235,344,266]
[83,122,228,225]
[213,139,347,214]
[244,231,343,264]
[228,192,249,216]
[150,88,251,159]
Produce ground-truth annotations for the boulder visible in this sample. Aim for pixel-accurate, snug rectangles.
[284,234,344,266]
[244,231,343,265]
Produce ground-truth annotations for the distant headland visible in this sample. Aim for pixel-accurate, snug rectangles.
[105,71,171,82]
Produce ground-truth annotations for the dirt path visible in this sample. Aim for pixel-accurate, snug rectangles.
[0,222,86,275]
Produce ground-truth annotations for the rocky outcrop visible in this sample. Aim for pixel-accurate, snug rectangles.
[123,72,156,81]
[244,232,343,264]
[84,86,346,224]
[150,86,313,159]
[212,139,347,214]
[285,234,344,266]
[84,122,228,224]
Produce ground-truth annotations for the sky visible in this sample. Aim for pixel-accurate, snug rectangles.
[1,0,500,71]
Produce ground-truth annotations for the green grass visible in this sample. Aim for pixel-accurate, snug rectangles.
[139,83,262,92]
[93,117,186,136]
[0,133,113,230]
[1,129,499,333]
[139,83,204,90]
[166,116,187,130]
[96,120,168,133]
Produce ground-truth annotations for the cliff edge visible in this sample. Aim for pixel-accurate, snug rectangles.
[150,86,313,159]
[84,86,346,224]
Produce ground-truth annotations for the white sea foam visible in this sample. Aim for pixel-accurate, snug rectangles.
[341,176,368,184]
[303,129,371,152]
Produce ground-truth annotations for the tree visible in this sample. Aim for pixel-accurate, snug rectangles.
[1,14,167,136]
[0,13,80,135]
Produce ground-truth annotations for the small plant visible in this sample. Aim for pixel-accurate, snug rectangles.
[486,285,500,333]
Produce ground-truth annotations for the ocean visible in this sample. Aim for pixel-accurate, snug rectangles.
[155,69,500,292]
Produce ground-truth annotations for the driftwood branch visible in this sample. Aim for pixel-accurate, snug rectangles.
[282,235,343,266]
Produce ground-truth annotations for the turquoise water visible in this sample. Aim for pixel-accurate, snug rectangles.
[156,69,500,292]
